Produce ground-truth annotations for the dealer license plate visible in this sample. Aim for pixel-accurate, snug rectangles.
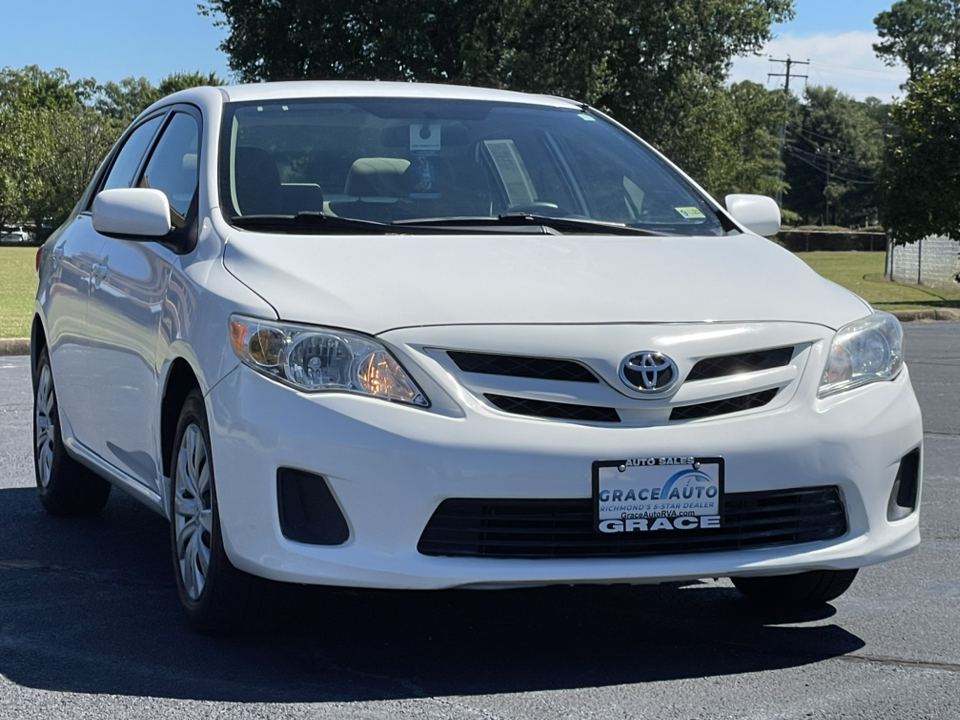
[592,456,724,534]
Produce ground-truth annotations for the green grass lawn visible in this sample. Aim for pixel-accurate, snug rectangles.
[0,248,957,339]
[796,251,960,311]
[0,247,37,339]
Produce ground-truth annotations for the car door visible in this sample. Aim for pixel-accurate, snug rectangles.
[84,109,201,492]
[44,113,165,451]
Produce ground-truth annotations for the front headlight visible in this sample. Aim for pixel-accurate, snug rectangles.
[229,315,429,407]
[818,311,904,398]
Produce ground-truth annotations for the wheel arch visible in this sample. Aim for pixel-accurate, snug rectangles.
[30,314,47,383]
[161,358,203,480]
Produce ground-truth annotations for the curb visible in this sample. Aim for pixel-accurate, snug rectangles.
[0,338,30,357]
[1,309,958,358]
[889,308,960,323]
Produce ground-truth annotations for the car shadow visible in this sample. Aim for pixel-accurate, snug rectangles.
[0,486,865,703]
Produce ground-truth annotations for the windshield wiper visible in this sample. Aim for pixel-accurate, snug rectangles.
[230,212,395,234]
[228,212,545,235]
[231,211,667,236]
[392,213,665,236]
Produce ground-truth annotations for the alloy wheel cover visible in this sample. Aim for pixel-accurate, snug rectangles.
[35,364,55,488]
[173,423,214,601]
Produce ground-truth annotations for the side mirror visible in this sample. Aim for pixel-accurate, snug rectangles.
[724,194,781,238]
[93,188,172,237]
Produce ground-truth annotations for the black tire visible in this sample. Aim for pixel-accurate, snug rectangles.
[33,347,111,515]
[169,389,275,635]
[731,569,859,608]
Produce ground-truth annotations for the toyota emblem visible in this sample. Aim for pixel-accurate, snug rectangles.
[620,352,679,393]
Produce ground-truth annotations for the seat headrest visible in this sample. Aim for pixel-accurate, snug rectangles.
[344,158,411,198]
[234,146,282,215]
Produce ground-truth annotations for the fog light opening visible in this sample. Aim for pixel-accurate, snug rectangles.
[277,468,350,545]
[887,448,921,522]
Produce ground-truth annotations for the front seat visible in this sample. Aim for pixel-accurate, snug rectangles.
[234,147,282,216]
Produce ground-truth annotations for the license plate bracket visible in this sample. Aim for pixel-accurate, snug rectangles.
[592,457,724,534]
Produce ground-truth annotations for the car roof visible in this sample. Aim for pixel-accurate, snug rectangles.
[189,81,580,110]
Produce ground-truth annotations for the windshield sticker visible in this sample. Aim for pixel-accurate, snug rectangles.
[483,139,536,207]
[675,207,706,220]
[410,123,442,153]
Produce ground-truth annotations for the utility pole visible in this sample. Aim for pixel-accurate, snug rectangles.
[768,57,809,207]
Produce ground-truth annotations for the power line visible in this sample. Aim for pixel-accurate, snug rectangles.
[785,137,877,177]
[809,59,907,78]
[791,125,883,148]
[784,145,876,185]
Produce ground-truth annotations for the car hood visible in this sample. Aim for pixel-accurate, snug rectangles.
[222,231,870,334]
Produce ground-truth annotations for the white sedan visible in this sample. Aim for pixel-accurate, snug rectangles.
[32,82,922,634]
[1,226,30,243]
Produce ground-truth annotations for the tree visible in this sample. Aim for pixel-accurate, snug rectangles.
[0,65,93,110]
[874,0,960,83]
[96,71,224,124]
[781,86,885,226]
[27,105,117,232]
[879,62,960,243]
[200,0,793,184]
[0,108,31,230]
[0,66,93,231]
[671,80,786,199]
[0,66,223,237]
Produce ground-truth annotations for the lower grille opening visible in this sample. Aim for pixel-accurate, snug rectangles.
[418,486,846,558]
[485,394,621,423]
[670,388,780,421]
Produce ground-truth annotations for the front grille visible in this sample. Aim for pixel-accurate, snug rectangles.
[485,394,620,423]
[449,351,598,383]
[418,486,846,558]
[670,388,779,421]
[686,347,795,382]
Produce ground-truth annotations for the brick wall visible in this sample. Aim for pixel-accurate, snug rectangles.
[889,235,960,289]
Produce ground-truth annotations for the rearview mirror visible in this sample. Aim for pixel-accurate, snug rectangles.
[724,194,781,238]
[92,188,172,238]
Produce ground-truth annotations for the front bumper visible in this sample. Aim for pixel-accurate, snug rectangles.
[206,358,922,590]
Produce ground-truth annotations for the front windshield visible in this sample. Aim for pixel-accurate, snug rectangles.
[219,98,725,236]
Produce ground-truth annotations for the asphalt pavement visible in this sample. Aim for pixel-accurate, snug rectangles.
[0,324,958,719]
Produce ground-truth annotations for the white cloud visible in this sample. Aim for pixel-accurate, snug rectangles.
[729,31,909,101]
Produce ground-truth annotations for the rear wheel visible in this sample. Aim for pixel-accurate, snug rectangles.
[33,347,111,515]
[731,569,859,608]
[170,389,274,635]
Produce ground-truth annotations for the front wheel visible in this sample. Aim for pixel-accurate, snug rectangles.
[169,389,275,635]
[731,569,859,608]
[33,347,111,515]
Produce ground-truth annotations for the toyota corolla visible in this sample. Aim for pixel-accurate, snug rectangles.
[31,82,922,634]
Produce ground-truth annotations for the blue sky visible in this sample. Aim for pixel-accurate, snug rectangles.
[1,0,906,101]
[0,0,232,84]
[730,0,909,99]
